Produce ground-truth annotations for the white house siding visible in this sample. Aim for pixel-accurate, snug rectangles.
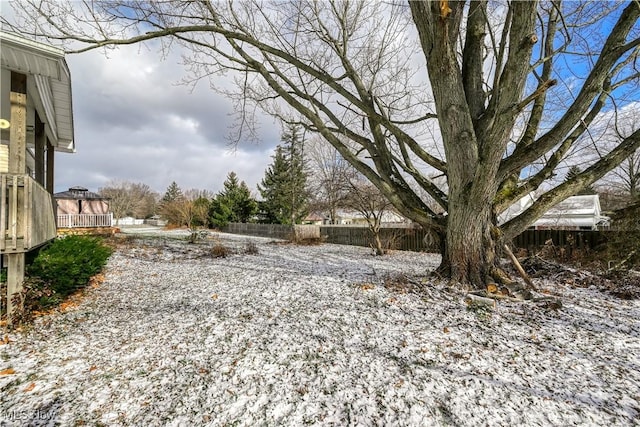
[0,144,7,173]
[115,217,145,226]
[499,194,609,230]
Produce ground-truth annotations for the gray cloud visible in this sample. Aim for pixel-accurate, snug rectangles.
[59,44,281,195]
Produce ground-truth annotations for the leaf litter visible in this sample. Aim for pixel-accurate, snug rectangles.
[1,229,639,426]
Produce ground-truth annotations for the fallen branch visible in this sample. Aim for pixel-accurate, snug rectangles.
[464,293,496,309]
[469,288,523,302]
[533,296,563,310]
[504,244,536,291]
[608,249,638,273]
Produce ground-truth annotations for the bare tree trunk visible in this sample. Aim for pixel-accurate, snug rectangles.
[368,225,385,256]
[434,198,509,289]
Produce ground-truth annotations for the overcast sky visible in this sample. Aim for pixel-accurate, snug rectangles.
[56,44,282,196]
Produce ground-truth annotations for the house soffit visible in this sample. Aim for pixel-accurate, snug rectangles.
[0,31,74,153]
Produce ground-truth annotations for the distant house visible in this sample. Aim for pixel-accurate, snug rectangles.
[144,215,167,227]
[303,212,326,225]
[1,31,75,321]
[55,186,109,214]
[333,209,409,226]
[54,186,113,228]
[499,194,610,230]
[114,217,145,226]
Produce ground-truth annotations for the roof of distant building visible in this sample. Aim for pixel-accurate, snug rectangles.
[304,212,326,222]
[499,193,609,228]
[54,186,108,200]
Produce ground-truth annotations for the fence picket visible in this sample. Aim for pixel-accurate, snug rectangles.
[222,223,610,254]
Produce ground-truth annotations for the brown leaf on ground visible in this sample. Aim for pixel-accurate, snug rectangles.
[0,368,16,375]
[23,382,35,392]
[89,273,106,288]
[359,283,375,291]
[59,301,79,311]
[1,335,11,345]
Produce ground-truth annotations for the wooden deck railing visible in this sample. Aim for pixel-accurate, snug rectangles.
[0,174,57,253]
[57,213,113,228]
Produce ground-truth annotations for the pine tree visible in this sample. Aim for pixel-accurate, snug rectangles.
[282,124,309,224]
[161,181,184,204]
[235,180,258,222]
[258,125,309,224]
[210,172,258,227]
[565,166,596,195]
[258,146,290,224]
[159,181,185,225]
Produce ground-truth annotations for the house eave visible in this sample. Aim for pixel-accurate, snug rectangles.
[0,31,75,153]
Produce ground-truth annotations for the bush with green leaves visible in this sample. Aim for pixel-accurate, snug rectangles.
[27,235,113,299]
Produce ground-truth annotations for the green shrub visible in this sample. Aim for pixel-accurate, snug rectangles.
[27,235,113,299]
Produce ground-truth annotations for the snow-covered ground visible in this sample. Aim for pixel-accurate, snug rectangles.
[1,230,639,426]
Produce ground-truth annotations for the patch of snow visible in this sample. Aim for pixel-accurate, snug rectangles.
[1,231,639,426]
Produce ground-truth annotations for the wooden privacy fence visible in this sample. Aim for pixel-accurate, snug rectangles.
[223,223,610,253]
[321,226,611,253]
[223,223,320,241]
[512,229,609,253]
[320,225,430,252]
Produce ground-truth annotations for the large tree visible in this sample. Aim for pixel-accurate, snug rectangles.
[160,183,211,229]
[7,1,639,287]
[258,126,309,225]
[564,167,596,196]
[159,181,185,225]
[160,181,184,206]
[597,111,640,203]
[307,137,355,224]
[210,171,258,227]
[344,174,395,256]
[99,180,158,220]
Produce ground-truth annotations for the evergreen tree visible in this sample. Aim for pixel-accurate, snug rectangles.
[258,125,309,224]
[258,146,290,224]
[161,181,184,204]
[159,181,185,224]
[565,166,596,195]
[209,172,258,227]
[281,124,309,224]
[235,180,258,222]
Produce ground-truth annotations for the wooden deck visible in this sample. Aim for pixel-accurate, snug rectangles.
[57,213,113,228]
[0,173,56,254]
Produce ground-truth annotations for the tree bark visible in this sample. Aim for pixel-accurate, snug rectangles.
[7,0,639,292]
[370,226,385,256]
[439,198,499,288]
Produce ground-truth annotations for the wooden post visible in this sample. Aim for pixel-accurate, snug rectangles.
[35,114,46,186]
[46,139,55,194]
[6,72,27,325]
[9,73,27,175]
[6,255,24,323]
[46,139,57,226]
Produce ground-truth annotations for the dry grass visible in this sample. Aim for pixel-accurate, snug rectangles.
[210,244,232,258]
[243,241,259,255]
